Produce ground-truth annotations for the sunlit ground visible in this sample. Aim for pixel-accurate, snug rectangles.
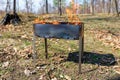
[0,14,120,80]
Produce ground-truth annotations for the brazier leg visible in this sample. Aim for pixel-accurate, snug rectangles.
[79,24,84,74]
[44,38,48,59]
[33,32,37,59]
[79,36,82,74]
[82,24,84,57]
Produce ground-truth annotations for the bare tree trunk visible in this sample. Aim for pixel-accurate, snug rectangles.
[111,0,114,14]
[83,0,88,14]
[108,0,111,14]
[83,0,85,14]
[13,0,16,14]
[102,0,105,13]
[57,0,59,14]
[29,0,33,13]
[6,0,11,13]
[90,0,94,15]
[114,0,119,16]
[25,0,29,15]
[46,0,48,14]
[59,0,62,16]
[17,0,19,13]
[86,1,89,14]
[98,0,102,13]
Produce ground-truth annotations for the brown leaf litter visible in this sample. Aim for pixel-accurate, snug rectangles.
[91,30,120,49]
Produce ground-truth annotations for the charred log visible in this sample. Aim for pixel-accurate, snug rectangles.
[0,13,11,25]
[11,13,21,25]
[0,0,21,25]
[0,13,21,25]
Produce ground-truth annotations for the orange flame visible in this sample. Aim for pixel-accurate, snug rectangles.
[52,20,60,24]
[34,18,46,24]
[66,0,80,24]
[34,0,81,25]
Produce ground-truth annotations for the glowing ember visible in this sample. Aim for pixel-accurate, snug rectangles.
[34,18,45,24]
[52,20,60,24]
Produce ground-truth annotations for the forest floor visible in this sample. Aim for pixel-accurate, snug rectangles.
[0,14,120,80]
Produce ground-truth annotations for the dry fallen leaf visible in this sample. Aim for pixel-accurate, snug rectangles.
[24,68,31,76]
[64,75,71,80]
[51,77,57,80]
[2,61,9,68]
[92,30,120,49]
[113,66,120,75]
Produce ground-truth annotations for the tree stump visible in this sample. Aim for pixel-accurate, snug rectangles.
[0,13,21,25]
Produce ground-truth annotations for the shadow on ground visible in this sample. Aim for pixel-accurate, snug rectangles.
[67,52,116,66]
[107,74,120,80]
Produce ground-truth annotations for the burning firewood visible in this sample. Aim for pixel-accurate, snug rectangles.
[33,0,80,25]
[33,15,81,25]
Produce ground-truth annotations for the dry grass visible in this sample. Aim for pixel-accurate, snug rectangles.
[0,14,120,80]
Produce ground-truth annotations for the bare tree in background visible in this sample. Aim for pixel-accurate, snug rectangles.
[25,0,29,14]
[25,0,34,14]
[29,0,33,13]
[83,0,87,14]
[53,0,65,15]
[39,1,46,14]
[46,0,48,14]
[59,0,62,15]
[17,0,19,13]
[98,0,102,13]
[0,1,6,15]
[111,0,117,14]
[6,0,11,13]
[114,0,119,16]
[90,0,94,15]
[108,0,111,14]
[102,0,105,13]
[38,0,48,14]
[13,0,16,14]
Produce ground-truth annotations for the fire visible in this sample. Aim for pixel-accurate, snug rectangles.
[34,0,81,25]
[71,0,76,14]
[66,8,73,21]
[34,18,46,24]
[53,20,60,24]
[34,17,60,25]
[66,0,80,24]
